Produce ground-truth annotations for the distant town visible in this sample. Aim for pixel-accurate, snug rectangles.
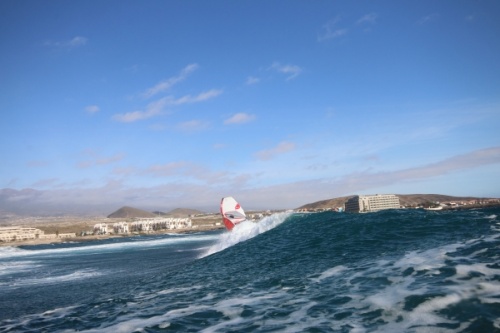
[1,194,499,245]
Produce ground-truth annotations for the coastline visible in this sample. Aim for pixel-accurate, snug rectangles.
[0,225,224,248]
[3,202,498,248]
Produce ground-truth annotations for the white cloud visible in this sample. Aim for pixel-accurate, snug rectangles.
[224,113,256,125]
[115,64,221,124]
[418,13,439,25]
[44,36,88,48]
[27,160,49,168]
[270,62,303,81]
[465,14,476,22]
[114,88,221,123]
[147,161,190,177]
[112,109,160,122]
[146,161,231,185]
[78,152,125,169]
[357,13,378,24]
[3,147,500,214]
[176,119,210,132]
[141,63,199,99]
[246,76,260,85]
[318,16,347,42]
[31,178,60,188]
[255,141,296,161]
[85,105,100,114]
[169,89,223,105]
[68,36,88,47]
[213,143,227,149]
[113,97,168,122]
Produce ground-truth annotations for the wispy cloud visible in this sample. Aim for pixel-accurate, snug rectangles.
[224,113,256,125]
[147,161,190,177]
[146,161,231,185]
[31,178,60,188]
[27,160,49,168]
[418,13,439,25]
[44,36,88,48]
[176,119,210,132]
[141,63,199,99]
[4,147,499,214]
[213,143,227,149]
[357,13,378,25]
[395,146,500,179]
[326,146,500,195]
[85,105,100,114]
[255,141,296,161]
[113,98,168,123]
[168,89,223,105]
[318,16,347,42]
[78,152,125,169]
[465,14,476,22]
[242,146,500,208]
[246,76,260,85]
[269,62,303,81]
[114,89,222,123]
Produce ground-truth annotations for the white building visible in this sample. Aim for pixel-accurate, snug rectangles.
[0,227,44,242]
[113,222,129,234]
[93,217,192,235]
[345,194,400,213]
[93,223,111,235]
[0,227,76,242]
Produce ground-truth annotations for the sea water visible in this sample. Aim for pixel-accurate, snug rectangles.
[0,208,499,332]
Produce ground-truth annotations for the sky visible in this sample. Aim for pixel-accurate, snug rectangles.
[1,0,500,215]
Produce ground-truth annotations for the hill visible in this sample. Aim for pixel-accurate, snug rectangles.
[166,208,204,217]
[297,194,491,210]
[396,194,483,207]
[107,206,157,218]
[153,208,205,217]
[297,196,355,210]
[108,206,205,219]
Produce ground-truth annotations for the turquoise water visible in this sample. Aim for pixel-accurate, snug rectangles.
[0,208,499,332]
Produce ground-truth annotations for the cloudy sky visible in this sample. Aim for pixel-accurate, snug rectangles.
[1,1,499,214]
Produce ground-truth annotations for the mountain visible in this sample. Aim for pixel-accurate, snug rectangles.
[297,194,491,210]
[108,206,204,219]
[165,208,205,217]
[153,208,204,217]
[396,194,483,207]
[297,196,355,210]
[107,206,157,218]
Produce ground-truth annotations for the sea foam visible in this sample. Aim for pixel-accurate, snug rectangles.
[200,212,291,257]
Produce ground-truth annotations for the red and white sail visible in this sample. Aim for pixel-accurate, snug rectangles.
[220,196,246,231]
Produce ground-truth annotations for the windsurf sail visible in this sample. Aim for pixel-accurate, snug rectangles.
[220,196,246,231]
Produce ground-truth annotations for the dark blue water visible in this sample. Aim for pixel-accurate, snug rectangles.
[1,208,499,332]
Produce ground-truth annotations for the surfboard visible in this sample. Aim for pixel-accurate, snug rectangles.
[220,196,246,231]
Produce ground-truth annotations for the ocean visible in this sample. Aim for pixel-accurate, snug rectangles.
[0,208,499,332]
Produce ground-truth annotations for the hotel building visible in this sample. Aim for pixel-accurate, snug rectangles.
[344,194,400,213]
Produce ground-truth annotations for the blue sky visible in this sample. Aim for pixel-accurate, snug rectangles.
[1,0,500,214]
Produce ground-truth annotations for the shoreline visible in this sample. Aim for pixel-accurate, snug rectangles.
[0,225,224,248]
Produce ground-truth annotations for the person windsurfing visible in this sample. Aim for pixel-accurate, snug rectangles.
[220,196,246,230]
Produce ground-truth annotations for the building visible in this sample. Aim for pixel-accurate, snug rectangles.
[0,227,76,242]
[93,217,192,235]
[344,194,400,213]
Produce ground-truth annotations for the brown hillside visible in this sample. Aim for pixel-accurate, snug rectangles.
[397,194,484,207]
[298,194,491,210]
[107,206,157,218]
[297,196,355,210]
[166,208,204,217]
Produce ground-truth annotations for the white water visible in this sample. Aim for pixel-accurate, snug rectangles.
[0,233,220,259]
[201,212,291,257]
